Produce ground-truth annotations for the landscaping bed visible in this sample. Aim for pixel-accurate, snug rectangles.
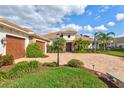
[0,58,121,88]
[0,67,107,88]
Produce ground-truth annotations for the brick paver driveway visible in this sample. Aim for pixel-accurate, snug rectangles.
[15,53,124,74]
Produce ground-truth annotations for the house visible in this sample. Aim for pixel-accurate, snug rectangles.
[0,18,48,59]
[114,36,124,48]
[42,30,93,52]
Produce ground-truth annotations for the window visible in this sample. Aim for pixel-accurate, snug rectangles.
[68,35,70,38]
[60,34,63,37]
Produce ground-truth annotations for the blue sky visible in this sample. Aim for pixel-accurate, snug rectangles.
[0,5,124,37]
[64,5,124,37]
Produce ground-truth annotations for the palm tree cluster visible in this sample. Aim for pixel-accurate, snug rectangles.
[94,32,115,51]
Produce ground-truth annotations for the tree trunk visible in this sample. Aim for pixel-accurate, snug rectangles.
[104,43,106,51]
[94,39,97,52]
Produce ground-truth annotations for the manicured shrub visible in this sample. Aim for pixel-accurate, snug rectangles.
[0,54,14,68]
[84,49,95,53]
[0,71,7,81]
[0,60,3,68]
[7,61,29,78]
[2,54,14,66]
[26,43,43,58]
[42,62,57,67]
[28,60,40,71]
[67,59,84,68]
[7,61,40,78]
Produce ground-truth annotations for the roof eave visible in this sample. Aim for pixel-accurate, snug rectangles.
[0,22,29,35]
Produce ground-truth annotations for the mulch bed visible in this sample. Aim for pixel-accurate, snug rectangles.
[82,67,120,88]
[0,64,121,88]
[0,65,15,72]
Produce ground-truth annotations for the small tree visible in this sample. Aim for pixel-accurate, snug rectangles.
[26,43,43,58]
[47,38,66,52]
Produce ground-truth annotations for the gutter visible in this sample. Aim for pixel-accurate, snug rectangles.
[0,22,29,35]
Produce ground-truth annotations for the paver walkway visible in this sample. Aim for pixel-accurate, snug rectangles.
[15,53,124,74]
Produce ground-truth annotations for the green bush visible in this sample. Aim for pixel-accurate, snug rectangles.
[26,43,43,58]
[7,61,40,78]
[7,61,28,78]
[28,60,40,71]
[2,54,14,66]
[74,39,90,52]
[42,62,57,67]
[0,71,7,81]
[67,59,84,68]
[0,57,3,68]
[0,54,14,67]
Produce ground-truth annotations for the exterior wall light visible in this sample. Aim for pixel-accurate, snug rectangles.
[1,37,7,46]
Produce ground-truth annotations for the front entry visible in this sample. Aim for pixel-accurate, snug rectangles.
[66,42,72,52]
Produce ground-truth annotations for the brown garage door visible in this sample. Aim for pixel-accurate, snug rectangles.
[36,41,45,53]
[6,35,25,59]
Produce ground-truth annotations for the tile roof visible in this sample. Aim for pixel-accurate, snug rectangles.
[115,36,124,43]
[0,18,32,33]
[42,30,77,40]
[32,34,50,42]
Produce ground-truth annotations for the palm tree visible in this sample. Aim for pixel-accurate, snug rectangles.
[94,32,115,51]
[94,32,102,51]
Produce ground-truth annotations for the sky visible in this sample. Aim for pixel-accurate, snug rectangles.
[0,5,124,37]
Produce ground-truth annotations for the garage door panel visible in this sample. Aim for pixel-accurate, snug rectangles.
[36,41,45,53]
[6,35,25,59]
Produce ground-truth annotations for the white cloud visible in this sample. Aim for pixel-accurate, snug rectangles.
[83,25,93,31]
[99,6,111,13]
[116,13,124,21]
[107,22,115,27]
[60,24,82,31]
[95,15,101,21]
[94,25,108,31]
[83,24,108,31]
[0,5,87,34]
[86,10,92,16]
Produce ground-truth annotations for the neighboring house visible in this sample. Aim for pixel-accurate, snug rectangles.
[42,30,93,52]
[0,18,48,59]
[114,37,124,48]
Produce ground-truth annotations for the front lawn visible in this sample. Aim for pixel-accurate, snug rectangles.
[103,48,124,57]
[0,67,107,88]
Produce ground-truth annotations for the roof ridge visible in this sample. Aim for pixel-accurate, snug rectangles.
[43,30,77,36]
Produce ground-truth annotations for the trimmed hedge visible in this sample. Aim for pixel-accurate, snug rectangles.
[0,71,7,81]
[42,62,57,67]
[7,60,40,78]
[26,43,43,58]
[67,59,84,68]
[0,54,14,68]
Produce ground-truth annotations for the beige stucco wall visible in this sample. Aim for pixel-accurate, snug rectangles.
[0,25,29,55]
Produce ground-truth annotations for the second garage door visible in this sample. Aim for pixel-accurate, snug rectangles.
[36,41,45,53]
[6,35,25,59]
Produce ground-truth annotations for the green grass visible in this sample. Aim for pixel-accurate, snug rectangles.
[103,48,124,57]
[0,67,107,88]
